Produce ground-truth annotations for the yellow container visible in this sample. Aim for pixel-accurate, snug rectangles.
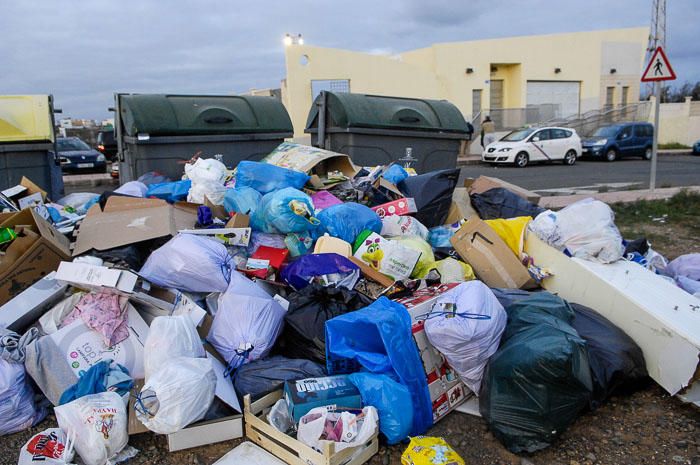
[0,95,54,143]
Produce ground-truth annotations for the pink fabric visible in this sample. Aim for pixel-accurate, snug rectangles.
[63,293,130,347]
[311,191,343,210]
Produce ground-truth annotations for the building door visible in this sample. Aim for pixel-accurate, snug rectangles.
[605,86,615,109]
[472,89,482,119]
[621,86,629,106]
[489,80,504,110]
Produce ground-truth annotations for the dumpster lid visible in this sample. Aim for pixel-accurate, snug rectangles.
[305,92,470,134]
[118,94,293,137]
[0,95,54,143]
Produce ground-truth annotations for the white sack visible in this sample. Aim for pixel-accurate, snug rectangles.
[0,359,45,436]
[423,280,507,393]
[529,198,624,264]
[143,315,205,380]
[18,428,75,465]
[54,392,130,465]
[185,158,227,204]
[136,357,216,434]
[207,272,286,371]
[380,215,429,240]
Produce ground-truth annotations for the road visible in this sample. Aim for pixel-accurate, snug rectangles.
[459,155,700,191]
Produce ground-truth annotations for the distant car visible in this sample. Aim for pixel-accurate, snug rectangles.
[693,140,700,155]
[96,130,117,161]
[482,127,581,168]
[111,162,119,179]
[581,122,654,162]
[57,137,107,173]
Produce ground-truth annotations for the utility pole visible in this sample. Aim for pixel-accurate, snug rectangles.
[647,0,666,192]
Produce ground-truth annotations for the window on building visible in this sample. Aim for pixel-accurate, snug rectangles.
[472,89,482,119]
[311,79,350,101]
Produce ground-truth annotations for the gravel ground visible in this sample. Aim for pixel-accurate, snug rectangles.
[2,384,698,465]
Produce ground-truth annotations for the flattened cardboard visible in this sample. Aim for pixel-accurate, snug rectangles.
[0,271,68,332]
[73,196,196,256]
[0,208,71,304]
[450,217,533,289]
[466,176,541,205]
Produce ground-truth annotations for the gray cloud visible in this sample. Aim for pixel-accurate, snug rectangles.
[1,0,697,119]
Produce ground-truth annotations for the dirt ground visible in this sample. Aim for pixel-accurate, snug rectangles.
[2,195,699,465]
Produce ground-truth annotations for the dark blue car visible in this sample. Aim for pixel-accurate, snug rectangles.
[57,137,107,173]
[693,140,700,155]
[581,122,654,162]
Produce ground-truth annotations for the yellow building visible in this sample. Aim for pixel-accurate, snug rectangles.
[282,27,649,136]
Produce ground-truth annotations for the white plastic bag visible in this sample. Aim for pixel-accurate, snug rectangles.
[54,392,130,465]
[529,198,624,264]
[297,406,378,452]
[143,315,205,380]
[0,359,45,436]
[207,272,286,371]
[136,357,216,434]
[381,215,429,240]
[114,181,147,198]
[139,234,233,293]
[423,280,507,393]
[185,158,227,204]
[267,398,294,434]
[18,428,75,465]
[38,293,85,335]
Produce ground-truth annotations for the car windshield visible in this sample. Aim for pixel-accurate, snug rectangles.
[592,126,620,138]
[502,128,535,141]
[98,131,115,144]
[57,138,90,151]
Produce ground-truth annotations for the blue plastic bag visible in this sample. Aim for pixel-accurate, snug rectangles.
[251,188,319,234]
[224,187,262,215]
[235,161,310,194]
[325,297,433,436]
[316,203,382,244]
[428,223,461,248]
[383,164,409,185]
[348,372,413,445]
[281,253,359,290]
[145,179,192,203]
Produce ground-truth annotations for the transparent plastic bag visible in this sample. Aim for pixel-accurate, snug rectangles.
[235,161,309,194]
[224,187,262,215]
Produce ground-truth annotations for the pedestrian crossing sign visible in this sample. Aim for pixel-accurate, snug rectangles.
[641,46,676,82]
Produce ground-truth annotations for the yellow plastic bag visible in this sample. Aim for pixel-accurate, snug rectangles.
[394,235,435,279]
[432,257,475,283]
[484,216,532,257]
[401,436,465,465]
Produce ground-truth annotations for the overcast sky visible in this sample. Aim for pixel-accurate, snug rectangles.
[2,0,697,120]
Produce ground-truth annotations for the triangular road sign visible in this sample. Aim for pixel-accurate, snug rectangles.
[641,46,677,82]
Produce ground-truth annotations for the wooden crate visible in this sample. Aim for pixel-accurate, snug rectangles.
[244,390,379,465]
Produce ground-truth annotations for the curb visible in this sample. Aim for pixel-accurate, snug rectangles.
[62,176,118,188]
[458,150,694,166]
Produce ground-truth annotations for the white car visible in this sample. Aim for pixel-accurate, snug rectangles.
[482,127,582,168]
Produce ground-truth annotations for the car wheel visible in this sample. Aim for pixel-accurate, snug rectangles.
[643,147,652,160]
[605,149,617,162]
[563,150,577,166]
[514,152,529,168]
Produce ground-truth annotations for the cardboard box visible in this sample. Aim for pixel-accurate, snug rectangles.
[262,142,358,190]
[466,175,541,205]
[450,217,534,289]
[283,375,362,423]
[348,256,395,289]
[370,198,417,218]
[51,303,149,379]
[0,208,71,305]
[444,188,478,224]
[0,271,68,332]
[72,196,196,256]
[392,283,461,320]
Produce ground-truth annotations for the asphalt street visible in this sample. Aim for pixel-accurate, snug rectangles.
[459,154,700,191]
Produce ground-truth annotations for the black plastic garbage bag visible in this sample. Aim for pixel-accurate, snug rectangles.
[232,355,326,401]
[570,303,648,406]
[275,284,372,364]
[471,187,545,220]
[397,168,460,228]
[480,293,593,453]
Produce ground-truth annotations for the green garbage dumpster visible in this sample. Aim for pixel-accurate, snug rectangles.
[0,95,63,199]
[115,93,294,182]
[304,92,473,173]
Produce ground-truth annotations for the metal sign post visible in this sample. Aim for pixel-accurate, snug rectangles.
[641,46,676,192]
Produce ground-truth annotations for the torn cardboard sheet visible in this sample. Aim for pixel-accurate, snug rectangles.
[524,231,700,406]
[261,142,357,189]
[179,228,251,247]
[72,196,196,256]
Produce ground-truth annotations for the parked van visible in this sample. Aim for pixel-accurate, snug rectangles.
[581,122,654,162]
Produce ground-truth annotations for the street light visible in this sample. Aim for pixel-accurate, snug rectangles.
[284,33,303,46]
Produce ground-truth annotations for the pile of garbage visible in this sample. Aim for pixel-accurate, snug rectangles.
[1,142,698,465]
